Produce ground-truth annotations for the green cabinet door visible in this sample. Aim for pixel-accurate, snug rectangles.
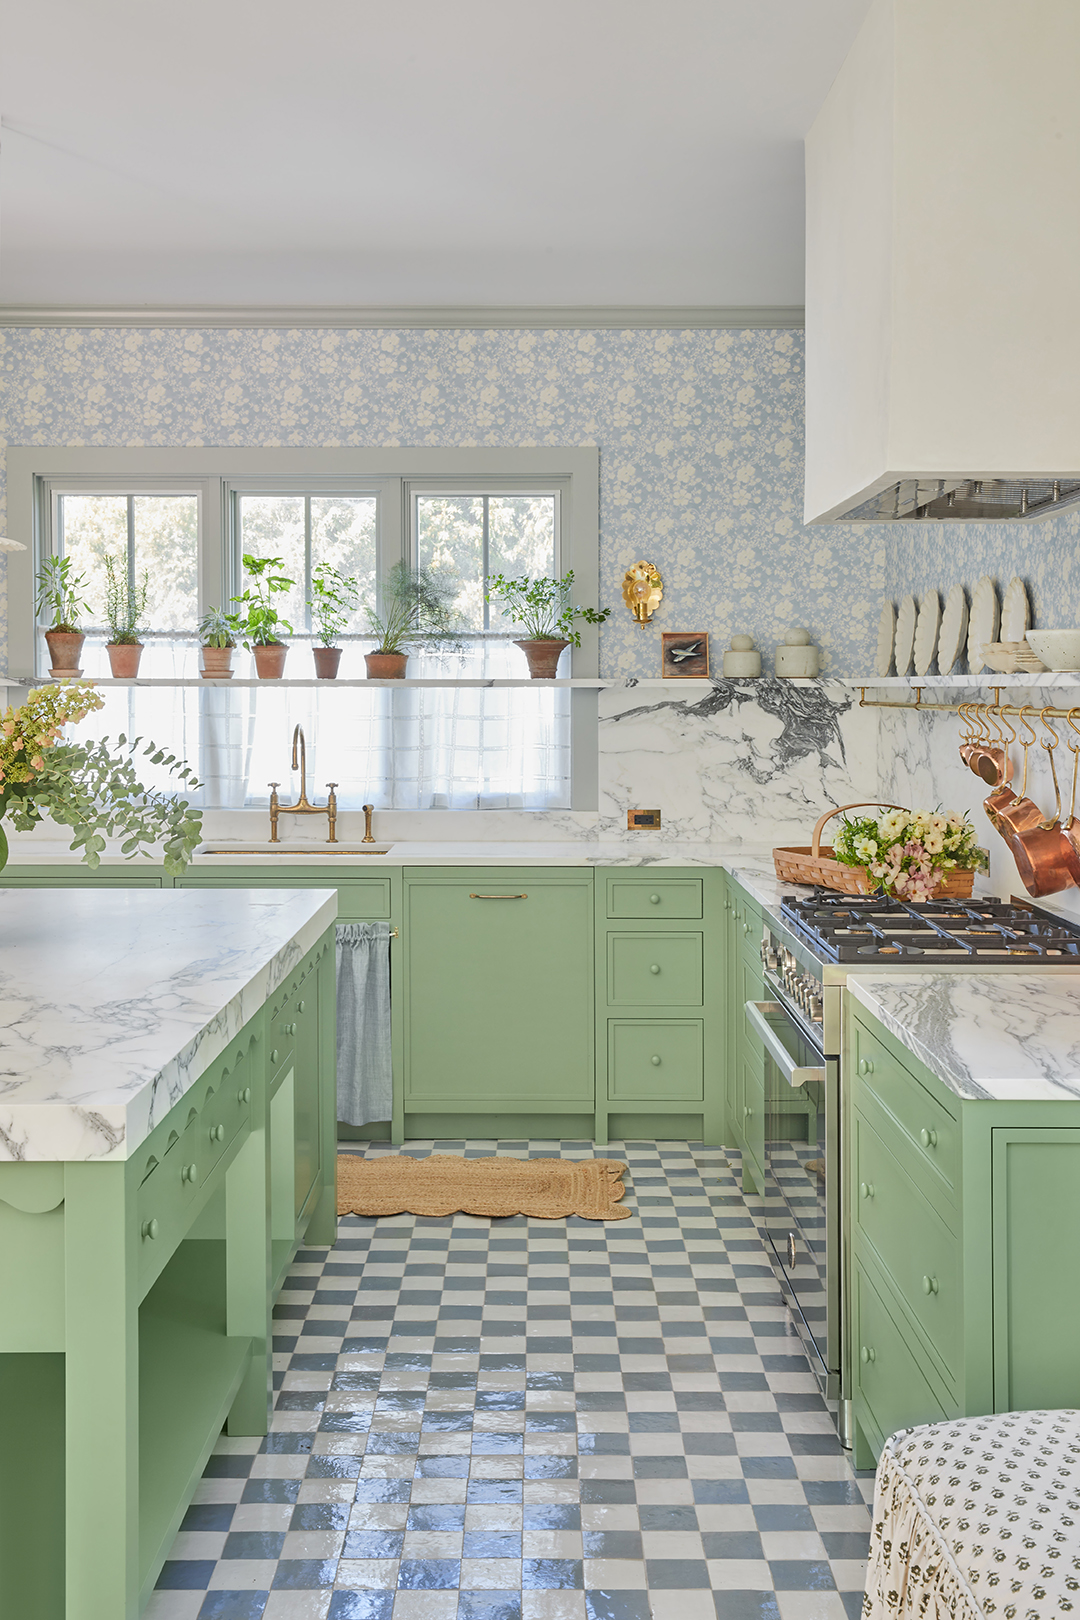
[403,869,594,1112]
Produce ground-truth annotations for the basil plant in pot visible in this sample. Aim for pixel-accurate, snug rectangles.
[0,682,203,877]
[364,561,461,678]
[197,607,242,679]
[36,556,93,678]
[309,562,360,679]
[230,554,294,678]
[485,569,611,678]
[104,554,150,678]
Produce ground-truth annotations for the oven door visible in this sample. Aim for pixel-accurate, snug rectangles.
[744,995,840,1400]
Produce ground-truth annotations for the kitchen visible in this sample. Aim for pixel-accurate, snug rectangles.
[2,1,1080,1617]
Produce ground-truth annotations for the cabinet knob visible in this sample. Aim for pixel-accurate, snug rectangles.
[733,909,741,921]
[920,1127,938,1148]
[298,1000,305,1013]
[651,1055,662,1067]
[860,1345,876,1364]
[141,1218,159,1241]
[238,1086,251,1104]
[858,1057,875,1076]
[921,1275,939,1295]
[270,1049,279,1064]
[744,1105,753,1118]
[649,893,661,905]
[649,963,661,975]
[743,922,751,936]
[210,1123,225,1143]
[860,1182,875,1200]
[181,1162,198,1184]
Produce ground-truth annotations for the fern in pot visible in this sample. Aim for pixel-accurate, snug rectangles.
[36,556,93,678]
[197,607,241,679]
[309,562,360,679]
[230,554,295,678]
[364,561,460,678]
[485,570,610,678]
[104,554,150,678]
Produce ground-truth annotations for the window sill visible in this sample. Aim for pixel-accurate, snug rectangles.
[4,675,612,689]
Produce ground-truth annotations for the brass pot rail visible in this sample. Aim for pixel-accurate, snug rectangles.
[858,686,1080,722]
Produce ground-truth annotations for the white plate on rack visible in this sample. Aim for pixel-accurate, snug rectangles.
[875,601,896,677]
[1002,577,1030,643]
[967,576,999,673]
[895,595,917,677]
[913,590,941,675]
[938,585,968,675]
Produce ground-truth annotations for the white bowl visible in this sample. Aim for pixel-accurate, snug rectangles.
[1025,629,1080,671]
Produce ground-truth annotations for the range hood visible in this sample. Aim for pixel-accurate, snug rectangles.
[803,0,1080,525]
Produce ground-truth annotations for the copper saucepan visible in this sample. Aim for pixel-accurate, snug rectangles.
[987,708,1042,838]
[959,703,984,771]
[1060,708,1080,883]
[976,705,1015,789]
[1008,712,1079,898]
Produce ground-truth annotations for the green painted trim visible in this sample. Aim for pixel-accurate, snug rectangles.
[402,1112,598,1140]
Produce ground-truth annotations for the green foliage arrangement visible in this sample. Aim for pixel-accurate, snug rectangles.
[485,570,611,645]
[833,806,987,902]
[230,554,295,648]
[197,607,241,649]
[309,562,360,647]
[104,555,150,645]
[35,556,93,633]
[0,683,203,876]
[366,561,461,655]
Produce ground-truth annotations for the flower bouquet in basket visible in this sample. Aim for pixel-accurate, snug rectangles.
[833,807,987,901]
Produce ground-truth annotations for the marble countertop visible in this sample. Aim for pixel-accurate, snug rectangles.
[847,973,1080,1101]
[0,887,337,1163]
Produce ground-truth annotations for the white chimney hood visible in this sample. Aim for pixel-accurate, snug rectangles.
[804,0,1080,524]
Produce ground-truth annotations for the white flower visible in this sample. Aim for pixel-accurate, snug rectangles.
[854,838,877,862]
[924,833,944,854]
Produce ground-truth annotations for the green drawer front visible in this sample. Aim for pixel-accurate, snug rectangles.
[608,1019,704,1101]
[178,872,389,918]
[606,877,703,919]
[608,933,703,1005]
[136,1116,202,1288]
[1,873,164,887]
[853,1110,960,1382]
[854,1260,948,1454]
[852,1017,959,1199]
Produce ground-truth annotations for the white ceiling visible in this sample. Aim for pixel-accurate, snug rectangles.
[0,0,870,309]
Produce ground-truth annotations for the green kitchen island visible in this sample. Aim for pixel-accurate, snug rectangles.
[0,886,338,1620]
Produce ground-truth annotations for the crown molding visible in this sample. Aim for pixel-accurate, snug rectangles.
[0,303,804,331]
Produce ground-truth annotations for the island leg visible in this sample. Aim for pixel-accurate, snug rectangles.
[64,1163,139,1620]
[304,937,339,1247]
[226,1126,272,1436]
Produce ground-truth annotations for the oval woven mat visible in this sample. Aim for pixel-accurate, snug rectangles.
[337,1152,631,1221]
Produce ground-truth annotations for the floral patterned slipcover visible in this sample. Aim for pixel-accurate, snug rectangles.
[864,1411,1080,1620]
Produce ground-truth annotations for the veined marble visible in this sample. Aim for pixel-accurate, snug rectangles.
[847,972,1080,1101]
[0,887,336,1163]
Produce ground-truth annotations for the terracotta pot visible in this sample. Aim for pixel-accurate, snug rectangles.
[200,645,235,679]
[253,642,289,679]
[313,646,343,680]
[44,629,85,677]
[514,637,570,679]
[106,642,144,678]
[365,651,409,679]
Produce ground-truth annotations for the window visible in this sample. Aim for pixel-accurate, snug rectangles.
[6,448,600,810]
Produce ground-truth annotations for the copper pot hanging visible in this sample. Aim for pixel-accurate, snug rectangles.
[1007,713,1078,897]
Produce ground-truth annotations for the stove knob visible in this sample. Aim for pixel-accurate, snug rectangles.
[809,996,823,1023]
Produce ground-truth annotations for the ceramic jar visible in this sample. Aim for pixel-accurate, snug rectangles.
[722,634,762,678]
[775,627,820,678]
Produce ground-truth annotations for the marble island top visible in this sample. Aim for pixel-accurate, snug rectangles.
[0,887,337,1163]
[847,972,1080,1102]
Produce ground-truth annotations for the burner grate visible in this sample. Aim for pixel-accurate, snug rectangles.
[779,888,1080,964]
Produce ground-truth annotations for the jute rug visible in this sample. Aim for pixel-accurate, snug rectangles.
[337,1152,631,1221]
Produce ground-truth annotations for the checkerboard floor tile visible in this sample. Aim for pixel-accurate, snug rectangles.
[146,1142,871,1620]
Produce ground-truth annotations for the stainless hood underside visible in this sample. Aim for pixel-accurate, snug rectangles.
[841,476,1080,523]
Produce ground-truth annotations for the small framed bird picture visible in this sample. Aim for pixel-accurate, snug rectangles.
[661,631,710,678]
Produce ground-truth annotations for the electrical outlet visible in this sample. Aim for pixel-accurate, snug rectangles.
[627,809,661,830]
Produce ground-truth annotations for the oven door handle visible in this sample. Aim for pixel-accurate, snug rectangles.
[744,1000,826,1088]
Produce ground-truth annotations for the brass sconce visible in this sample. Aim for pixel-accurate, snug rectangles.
[623,561,663,627]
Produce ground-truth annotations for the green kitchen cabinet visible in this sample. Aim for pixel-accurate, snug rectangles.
[847,999,1080,1468]
[594,868,725,1145]
[400,868,595,1134]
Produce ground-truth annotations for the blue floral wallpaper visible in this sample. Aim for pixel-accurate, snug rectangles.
[0,322,1073,678]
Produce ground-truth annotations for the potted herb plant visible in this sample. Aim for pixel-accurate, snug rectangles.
[485,569,611,679]
[309,561,360,679]
[230,554,294,678]
[103,554,149,678]
[197,607,241,679]
[36,556,93,678]
[364,561,460,679]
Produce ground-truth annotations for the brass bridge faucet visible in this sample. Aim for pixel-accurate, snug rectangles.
[268,725,338,843]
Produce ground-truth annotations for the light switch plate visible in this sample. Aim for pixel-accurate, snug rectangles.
[627,809,662,830]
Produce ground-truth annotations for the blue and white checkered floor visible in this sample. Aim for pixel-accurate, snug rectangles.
[147,1140,872,1620]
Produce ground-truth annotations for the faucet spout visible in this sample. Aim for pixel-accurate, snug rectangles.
[268,725,337,841]
[290,725,312,808]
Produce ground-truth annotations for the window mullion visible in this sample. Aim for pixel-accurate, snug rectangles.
[304,495,313,633]
[127,494,136,598]
[482,495,490,631]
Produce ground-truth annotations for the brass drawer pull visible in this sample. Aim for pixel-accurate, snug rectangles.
[860,1344,876,1364]
[921,1274,939,1295]
[858,1057,875,1076]
[920,1127,938,1148]
[469,893,528,900]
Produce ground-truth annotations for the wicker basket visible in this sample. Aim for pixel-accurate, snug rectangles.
[773,803,978,899]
